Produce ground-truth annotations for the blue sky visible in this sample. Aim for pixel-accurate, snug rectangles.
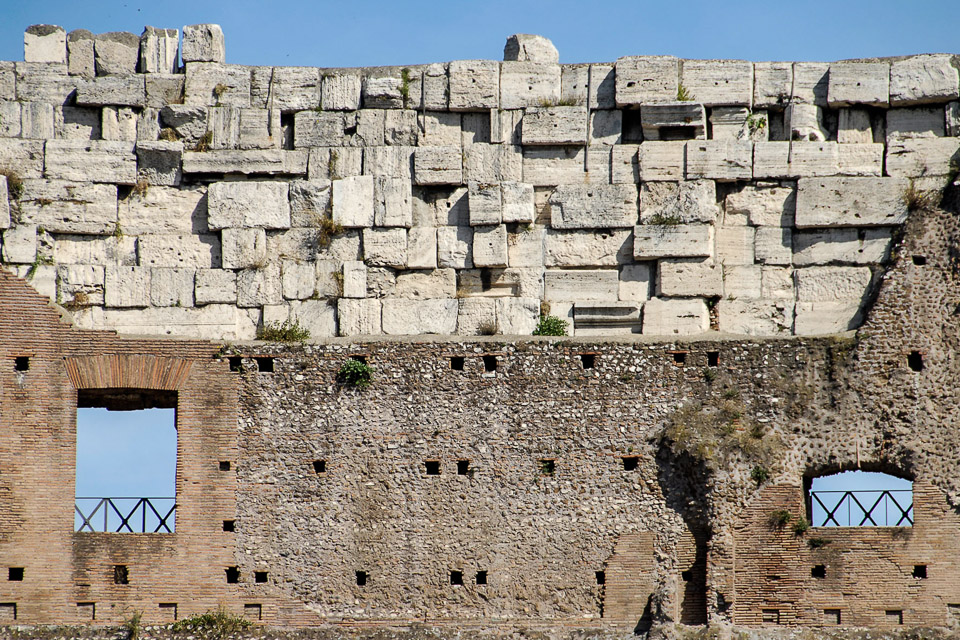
[0,0,956,68]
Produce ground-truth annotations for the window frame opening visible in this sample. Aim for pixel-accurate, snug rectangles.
[806,469,914,528]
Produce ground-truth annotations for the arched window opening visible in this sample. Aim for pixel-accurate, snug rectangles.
[808,470,913,527]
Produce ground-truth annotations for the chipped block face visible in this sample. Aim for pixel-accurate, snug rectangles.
[544,229,632,267]
[642,297,708,335]
[321,74,361,111]
[618,263,652,302]
[615,56,679,106]
[755,227,792,266]
[381,298,458,335]
[448,60,499,111]
[890,55,960,105]
[362,228,407,268]
[549,184,638,229]
[437,226,474,269]
[795,177,909,228]
[658,259,722,297]
[468,181,502,226]
[332,175,375,228]
[718,299,794,336]
[793,228,892,266]
[885,137,960,179]
[685,140,752,181]
[500,62,561,109]
[521,106,588,145]
[337,298,381,336]
[637,142,686,181]
[828,63,890,107]
[472,224,508,268]
[544,269,619,302]
[24,25,67,64]
[680,60,753,106]
[754,62,792,108]
[207,181,291,230]
[640,180,718,225]
[414,147,463,185]
[634,224,713,259]
[501,181,535,224]
[794,266,872,302]
[726,183,795,227]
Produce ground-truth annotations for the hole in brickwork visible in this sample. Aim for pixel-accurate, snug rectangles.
[673,352,686,365]
[913,255,927,265]
[117,185,134,200]
[355,570,368,586]
[761,609,779,625]
[450,356,465,370]
[621,109,643,143]
[622,456,639,471]
[539,459,555,475]
[351,355,368,364]
[159,603,178,621]
[580,354,595,369]
[313,460,327,474]
[243,604,262,621]
[0,604,16,622]
[450,570,463,586]
[424,460,441,475]
[114,565,128,585]
[476,571,487,585]
[885,610,903,625]
[913,564,927,579]
[219,461,231,471]
[480,269,493,291]
[229,357,243,372]
[824,609,841,625]
[681,570,692,581]
[254,571,268,583]
[707,351,719,367]
[457,460,471,475]
[7,568,22,582]
[226,567,240,584]
[14,357,29,372]
[482,355,498,372]
[255,357,274,373]
[908,351,923,372]
[811,564,826,578]
[223,520,235,532]
[595,571,605,585]
[78,602,96,620]
[280,113,294,150]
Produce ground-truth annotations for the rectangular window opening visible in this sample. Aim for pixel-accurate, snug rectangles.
[659,125,698,141]
[0,603,15,622]
[114,565,129,585]
[226,567,240,584]
[622,456,639,471]
[475,571,487,585]
[219,460,231,471]
[158,603,178,622]
[229,356,243,372]
[811,564,826,578]
[7,568,23,582]
[255,357,274,373]
[885,610,903,625]
[672,352,687,365]
[595,570,605,585]
[450,570,463,586]
[243,603,262,621]
[457,459,471,475]
[482,355,498,372]
[75,390,177,533]
[223,520,236,532]
[14,357,29,372]
[908,351,923,372]
[356,570,368,586]
[912,255,927,266]
[450,356,465,371]
[913,564,927,579]
[621,108,643,143]
[313,460,327,474]
[424,460,441,475]
[824,609,841,625]
[761,609,780,625]
[280,112,295,150]
[707,351,719,367]
[78,602,96,620]
[539,459,555,475]
[254,571,268,584]
[580,354,596,369]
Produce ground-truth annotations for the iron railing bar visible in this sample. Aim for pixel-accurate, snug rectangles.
[809,489,914,527]
[74,497,176,533]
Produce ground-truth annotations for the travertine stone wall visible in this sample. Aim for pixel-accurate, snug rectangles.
[1,25,957,340]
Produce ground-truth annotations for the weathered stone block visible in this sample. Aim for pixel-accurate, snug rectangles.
[615,56,679,106]
[363,145,415,178]
[15,61,77,105]
[44,140,137,184]
[288,299,337,337]
[544,269,619,301]
[332,175,374,228]
[93,31,139,76]
[836,108,872,143]
[522,106,588,145]
[639,102,706,140]
[184,62,250,107]
[19,102,54,139]
[885,137,960,178]
[500,62,561,109]
[718,299,794,336]
[794,301,862,336]
[618,264,652,302]
[374,177,412,228]
[67,30,94,78]
[589,110,622,145]
[150,267,195,307]
[890,54,960,105]
[136,141,183,186]
[948,101,960,137]
[0,101,21,137]
[362,228,407,268]
[680,59,752,106]
[404,227,437,270]
[434,225,472,269]
[207,181,290,230]
[793,228,892,266]
[549,184,638,229]
[463,143,522,183]
[455,297,495,335]
[119,186,206,235]
[362,75,403,109]
[658,259,722,297]
[611,145,640,184]
[448,60,499,111]
[796,177,909,228]
[0,176,8,229]
[686,140,752,180]
[104,266,150,308]
[382,298,458,335]
[791,62,829,106]
[235,265,281,307]
[337,298,381,336]
[337,260,364,299]
[634,224,713,259]
[270,66,320,111]
[394,268,456,300]
[754,62,792,108]
[887,107,946,139]
[277,260,314,300]
[637,142,686,181]
[415,147,462,185]
[722,265,762,299]
[795,265,872,302]
[789,141,840,177]
[560,63,615,109]
[498,181,534,224]
[139,27,178,74]
[716,225,755,265]
[101,106,138,141]
[542,229,631,267]
[787,103,829,142]
[195,268,236,305]
[570,301,640,336]
[711,107,758,141]
[837,143,884,177]
[641,180,718,225]
[726,183,794,227]
[642,297,708,335]
[182,24,225,64]
[755,227,792,266]
[139,233,220,268]
[24,25,67,63]
[321,73,361,111]
[828,62,889,107]
[522,146,587,185]
[761,266,794,299]
[18,180,117,235]
[495,297,539,335]
[472,224,508,268]
[1,225,37,264]
[468,181,501,226]
[58,264,105,306]
[421,63,448,110]
[0,139,44,178]
[221,228,267,269]
[503,34,559,63]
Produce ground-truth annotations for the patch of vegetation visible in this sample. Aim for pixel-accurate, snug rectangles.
[0,169,23,200]
[213,83,230,101]
[645,212,683,226]
[902,179,939,212]
[791,517,810,536]
[332,271,344,297]
[64,291,90,309]
[257,320,310,343]
[158,127,179,142]
[338,358,374,387]
[122,610,142,640]
[192,131,213,152]
[314,215,344,249]
[532,314,568,336]
[676,83,694,102]
[477,320,499,336]
[768,509,793,528]
[25,253,54,278]
[702,367,717,384]
[746,114,767,135]
[750,465,770,485]
[400,68,412,107]
[808,537,832,549]
[170,606,252,636]
[131,179,149,198]
[537,97,583,108]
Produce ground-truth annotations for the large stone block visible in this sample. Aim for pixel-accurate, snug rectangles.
[837,143,883,177]
[503,34,559,63]
[793,228,892,266]
[18,180,118,235]
[754,141,839,178]
[468,181,502,226]
[786,103,828,142]
[414,146,463,185]
[381,298,458,335]
[686,140,752,180]
[458,267,542,298]
[726,183,794,227]
[137,141,183,186]
[500,62,561,109]
[0,101,21,137]
[195,268,236,305]
[471,224,508,268]
[544,268,618,303]
[24,25,67,63]
[407,227,438,270]
[794,265,872,302]
[544,229,631,267]
[394,268,456,299]
[715,225,755,265]
[362,228,407,268]
[886,107,946,139]
[374,176,412,228]
[0,139,44,179]
[364,145,414,179]
[571,301,641,336]
[139,27,179,74]
[1,225,37,264]
[718,299,794,336]
[885,137,960,178]
[642,298,709,335]
[119,186,206,235]
[184,62,250,107]
[288,299,337,337]
[634,224,713,259]
[332,175,374,228]
[722,265,762,299]
[270,66,320,111]
[658,259,722,297]
[101,106,138,142]
[53,106,98,140]
[422,63,448,110]
[15,61,77,105]
[337,298,381,336]
[495,297,539,335]
[680,59,752,106]
[44,140,137,184]
[618,263,652,302]
[321,73,361,111]
[639,102,706,141]
[615,56,679,106]
[294,111,352,147]
[139,233,221,268]
[150,267,195,307]
[182,149,307,175]
[221,228,267,269]
[791,62,829,106]
[279,260,316,300]
[160,105,207,143]
[549,184,638,229]
[522,106,588,145]
[182,24,225,64]
[448,60,499,111]
[522,146,587,186]
[828,63,889,107]
[754,227,792,266]
[104,266,150,308]
[0,176,8,229]
[362,75,403,110]
[94,32,139,76]
[58,264,105,306]
[19,102,54,139]
[501,181,535,224]
[207,181,290,230]
[796,177,909,228]
[560,63,615,109]
[51,234,134,266]
[637,142,686,181]
[236,265,282,307]
[463,144,522,183]
[437,226,474,269]
[754,62,792,108]
[67,30,95,78]
[641,180,718,225]
[794,301,861,336]
[890,55,960,105]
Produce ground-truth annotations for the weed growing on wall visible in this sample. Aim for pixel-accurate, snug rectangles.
[0,169,23,200]
[768,509,792,528]
[170,606,251,637]
[338,359,374,387]
[257,320,310,343]
[532,315,568,336]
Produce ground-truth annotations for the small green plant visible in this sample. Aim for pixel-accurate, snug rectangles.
[676,83,693,102]
[902,179,938,212]
[171,606,252,636]
[315,215,344,249]
[0,169,23,200]
[477,320,499,336]
[192,131,213,152]
[768,509,792,528]
[122,610,143,640]
[539,459,556,475]
[113,221,124,239]
[808,537,832,549]
[400,68,412,107]
[746,114,767,135]
[338,358,374,387]
[532,315,568,336]
[158,127,179,142]
[536,97,583,108]
[131,179,149,199]
[645,212,683,226]
[750,465,770,485]
[257,320,310,343]
[702,367,717,383]
[792,517,810,536]
[213,83,229,100]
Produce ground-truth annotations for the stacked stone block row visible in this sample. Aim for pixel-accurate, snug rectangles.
[0,25,958,339]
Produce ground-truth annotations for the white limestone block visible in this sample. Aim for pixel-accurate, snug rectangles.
[468,181,502,225]
[549,184,638,229]
[722,265,762,299]
[15,264,57,300]
[710,107,756,141]
[20,102,54,139]
[686,140,752,180]
[507,226,545,268]
[500,62,561,109]
[182,24,225,64]
[145,74,184,108]
[207,181,290,230]
[104,266,150,308]
[796,177,909,228]
[139,27,179,74]
[637,142,686,181]
[221,228,266,269]
[456,298,497,335]
[501,181,535,224]
[887,107,946,139]
[640,102,706,140]
[787,142,840,177]
[0,139,44,179]
[795,266,872,302]
[337,298,381,335]
[93,31,140,76]
[53,106,98,140]
[363,146,414,180]
[751,142,790,179]
[837,143,883,176]
[590,110,622,145]
[715,225,755,265]
[641,180,718,225]
[101,106,138,142]
[571,301,641,336]
[0,176,8,229]
[159,105,207,143]
[294,111,352,147]
[66,29,94,78]
[419,112,462,148]
[24,25,67,63]
[331,175,375,228]
[236,264,282,307]
[828,63,889,107]
[726,183,794,227]
[792,62,829,106]
[139,233,220,268]
[793,228,891,266]
[17,180,117,235]
[150,267,194,307]
[560,64,616,109]
[416,187,468,226]
[58,264,105,306]
[374,176,412,228]
[615,56,679,106]
[754,62,792,108]
[50,235,133,266]
[15,61,77,105]
[406,228,438,270]
[618,264,652,302]
[414,146,462,185]
[44,140,137,184]
[544,229,632,267]
[680,59,752,106]
[119,186,206,235]
[786,103,828,142]
[947,102,960,137]
[394,268,456,299]
[837,108,872,143]
[0,101,21,137]
[339,260,366,299]
[522,146,587,185]
[381,298,458,335]
[497,297,540,335]
[522,106,588,145]
[718,299,794,336]
[642,297,709,335]
[384,109,418,145]
[448,60,499,111]
[270,66,320,111]
[611,145,640,184]
[321,73,361,111]
[362,228,407,267]
[362,75,403,109]
[890,55,959,105]
[195,268,236,305]
[658,259,722,297]
[634,224,713,259]
[305,147,361,182]
[503,34,559,63]
[463,143,522,183]
[794,301,862,335]
[761,266,794,299]
[183,62,250,107]
[472,224,508,268]
[755,227,792,266]
[544,269,619,302]
[1,225,37,264]
[457,267,542,298]
[137,141,183,186]
[885,137,960,178]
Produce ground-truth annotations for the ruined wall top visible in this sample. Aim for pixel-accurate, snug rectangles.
[0,24,958,341]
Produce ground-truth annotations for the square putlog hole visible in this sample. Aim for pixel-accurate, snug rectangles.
[0,603,15,622]
[254,571,268,583]
[482,355,498,372]
[908,351,923,371]
[672,352,687,365]
[313,460,327,474]
[158,603,178,622]
[355,570,368,586]
[707,351,719,367]
[255,357,274,373]
[824,609,841,625]
[114,565,128,585]
[913,564,927,579]
[229,357,243,372]
[457,460,471,475]
[424,460,441,475]
[450,356,465,371]
[226,567,240,584]
[219,460,231,471]
[7,568,23,582]
[580,354,596,369]
[223,520,236,532]
[885,610,903,625]
[595,570,605,585]
[622,456,639,471]
[450,570,463,586]
[539,459,555,475]
[475,571,487,585]
[14,357,29,372]
[811,564,826,578]
[243,604,262,621]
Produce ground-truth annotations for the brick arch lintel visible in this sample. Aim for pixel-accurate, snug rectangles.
[64,354,193,391]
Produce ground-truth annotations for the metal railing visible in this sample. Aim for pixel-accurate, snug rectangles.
[810,490,913,527]
[75,497,176,533]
